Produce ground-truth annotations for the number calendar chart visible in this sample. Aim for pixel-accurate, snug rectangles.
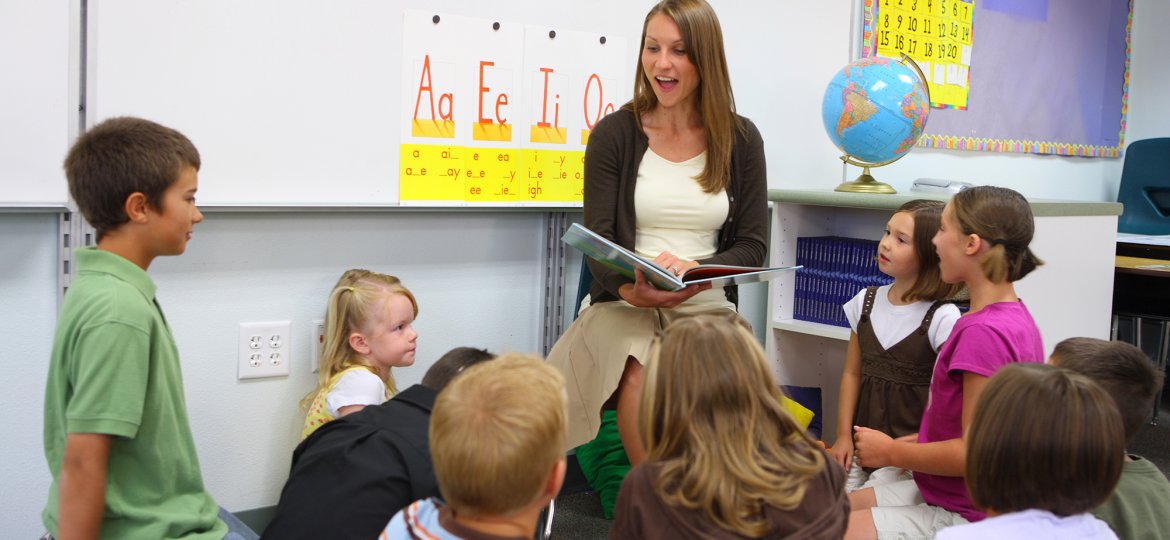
[864,0,974,109]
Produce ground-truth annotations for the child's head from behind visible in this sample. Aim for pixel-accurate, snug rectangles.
[65,116,201,243]
[321,270,418,392]
[934,186,1043,284]
[641,314,804,456]
[640,314,824,537]
[967,363,1123,517]
[1050,337,1164,445]
[420,346,496,391]
[882,199,963,302]
[429,353,567,517]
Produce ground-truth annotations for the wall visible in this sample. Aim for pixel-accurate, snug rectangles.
[3,1,1168,537]
[0,215,60,535]
[147,211,547,509]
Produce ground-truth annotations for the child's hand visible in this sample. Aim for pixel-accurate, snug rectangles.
[827,437,854,471]
[853,426,895,468]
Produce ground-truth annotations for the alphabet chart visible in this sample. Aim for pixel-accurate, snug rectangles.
[863,0,974,109]
[400,10,628,205]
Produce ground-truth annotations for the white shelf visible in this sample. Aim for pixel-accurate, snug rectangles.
[772,318,851,341]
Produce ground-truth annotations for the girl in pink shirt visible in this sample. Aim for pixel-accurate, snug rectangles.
[844,186,1046,540]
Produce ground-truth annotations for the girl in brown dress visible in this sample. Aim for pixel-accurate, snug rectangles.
[828,200,963,490]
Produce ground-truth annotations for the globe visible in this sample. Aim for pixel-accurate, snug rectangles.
[821,55,930,193]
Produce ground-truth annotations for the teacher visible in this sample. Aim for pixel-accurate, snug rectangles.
[547,0,767,466]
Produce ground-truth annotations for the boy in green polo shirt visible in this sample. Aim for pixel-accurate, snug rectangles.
[42,117,256,539]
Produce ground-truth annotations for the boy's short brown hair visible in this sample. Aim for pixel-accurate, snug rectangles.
[967,363,1124,516]
[429,353,566,516]
[64,116,200,241]
[1050,337,1165,444]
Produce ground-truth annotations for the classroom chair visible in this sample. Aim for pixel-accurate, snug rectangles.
[1117,137,1170,235]
[534,500,554,540]
[574,257,594,317]
[1113,137,1170,424]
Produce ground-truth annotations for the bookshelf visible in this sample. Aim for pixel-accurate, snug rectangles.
[767,189,1122,445]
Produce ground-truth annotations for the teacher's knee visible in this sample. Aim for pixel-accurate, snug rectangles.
[621,356,643,390]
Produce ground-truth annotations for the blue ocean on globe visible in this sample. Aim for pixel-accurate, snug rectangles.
[821,56,929,165]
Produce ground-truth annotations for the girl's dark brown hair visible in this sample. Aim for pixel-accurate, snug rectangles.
[967,363,1123,516]
[897,199,963,302]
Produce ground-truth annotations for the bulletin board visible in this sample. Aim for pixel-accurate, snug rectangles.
[86,0,640,206]
[862,0,1133,157]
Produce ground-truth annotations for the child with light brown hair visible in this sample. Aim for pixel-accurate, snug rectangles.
[936,362,1123,539]
[301,270,418,438]
[381,353,567,539]
[610,314,849,539]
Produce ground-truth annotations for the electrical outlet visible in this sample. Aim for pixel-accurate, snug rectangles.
[238,321,291,379]
[310,319,325,373]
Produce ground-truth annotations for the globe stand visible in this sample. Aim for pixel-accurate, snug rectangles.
[834,155,899,194]
[835,166,897,194]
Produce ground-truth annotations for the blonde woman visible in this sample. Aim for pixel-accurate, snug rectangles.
[610,314,849,539]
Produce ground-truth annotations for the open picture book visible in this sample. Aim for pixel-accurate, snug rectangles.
[562,223,800,292]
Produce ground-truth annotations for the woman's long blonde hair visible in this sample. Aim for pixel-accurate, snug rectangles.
[639,314,825,537]
[299,270,418,410]
[629,0,741,193]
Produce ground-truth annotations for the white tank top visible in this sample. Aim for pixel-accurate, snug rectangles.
[633,148,732,308]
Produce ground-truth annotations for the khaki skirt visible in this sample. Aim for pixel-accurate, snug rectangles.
[547,299,736,450]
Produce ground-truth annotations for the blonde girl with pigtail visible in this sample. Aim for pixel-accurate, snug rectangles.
[301,270,418,439]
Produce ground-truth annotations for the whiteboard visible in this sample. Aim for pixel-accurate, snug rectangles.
[0,0,71,207]
[88,0,654,206]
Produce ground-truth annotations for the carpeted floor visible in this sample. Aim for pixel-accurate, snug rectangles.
[1130,401,1170,477]
[550,455,611,539]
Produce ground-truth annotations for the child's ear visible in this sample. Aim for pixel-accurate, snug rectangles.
[123,192,150,223]
[545,457,567,500]
[348,332,371,355]
[964,233,983,255]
